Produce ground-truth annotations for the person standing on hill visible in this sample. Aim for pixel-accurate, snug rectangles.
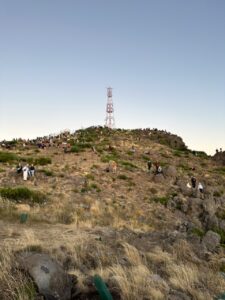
[29,164,35,177]
[147,160,152,172]
[198,182,204,199]
[16,163,23,174]
[22,165,29,181]
[191,177,196,188]
[198,182,204,193]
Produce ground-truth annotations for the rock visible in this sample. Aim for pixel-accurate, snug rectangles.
[172,196,189,213]
[17,253,72,300]
[164,166,177,178]
[203,197,217,216]
[154,174,164,183]
[213,151,225,165]
[204,215,219,230]
[177,181,193,197]
[202,230,221,252]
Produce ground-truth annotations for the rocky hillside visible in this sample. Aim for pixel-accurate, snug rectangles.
[0,127,225,300]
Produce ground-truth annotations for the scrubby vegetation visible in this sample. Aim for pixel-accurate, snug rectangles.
[0,127,225,299]
[0,187,46,204]
[0,151,19,163]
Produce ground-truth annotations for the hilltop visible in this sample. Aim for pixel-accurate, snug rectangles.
[0,127,225,300]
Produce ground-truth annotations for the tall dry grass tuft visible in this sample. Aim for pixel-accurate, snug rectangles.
[122,242,144,266]
[167,262,225,300]
[0,245,36,300]
[168,263,199,293]
[147,246,172,265]
[107,264,166,300]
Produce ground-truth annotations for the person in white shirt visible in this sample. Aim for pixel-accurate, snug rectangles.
[23,165,29,181]
[198,182,203,193]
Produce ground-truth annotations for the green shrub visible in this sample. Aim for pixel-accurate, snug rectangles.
[142,155,150,161]
[71,143,92,153]
[40,169,54,176]
[194,151,208,159]
[173,150,182,157]
[191,228,204,238]
[152,196,169,206]
[0,151,19,163]
[22,156,52,166]
[214,167,225,175]
[120,161,138,170]
[90,183,101,192]
[101,153,119,163]
[35,157,52,165]
[213,228,225,245]
[80,183,101,193]
[117,174,129,180]
[0,187,46,204]
[213,190,224,197]
[85,174,95,180]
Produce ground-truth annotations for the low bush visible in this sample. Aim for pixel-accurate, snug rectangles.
[0,151,19,163]
[40,169,54,177]
[117,174,129,180]
[22,156,52,166]
[85,174,95,180]
[101,153,119,163]
[213,228,225,245]
[191,228,204,238]
[35,157,52,165]
[214,167,225,175]
[0,187,47,204]
[213,190,224,197]
[152,196,169,206]
[120,161,138,171]
[71,143,92,153]
[141,155,150,161]
[194,151,208,159]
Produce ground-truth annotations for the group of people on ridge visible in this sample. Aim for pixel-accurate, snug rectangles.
[16,163,35,181]
[187,176,204,197]
[147,160,162,174]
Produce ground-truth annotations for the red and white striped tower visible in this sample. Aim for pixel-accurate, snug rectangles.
[105,87,115,128]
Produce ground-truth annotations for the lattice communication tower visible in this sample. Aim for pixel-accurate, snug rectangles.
[105,87,115,128]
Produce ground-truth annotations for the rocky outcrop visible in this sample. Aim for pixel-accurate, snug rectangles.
[17,253,72,300]
[213,151,225,165]
[202,230,221,252]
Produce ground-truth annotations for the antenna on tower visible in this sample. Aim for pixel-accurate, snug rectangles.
[105,87,115,128]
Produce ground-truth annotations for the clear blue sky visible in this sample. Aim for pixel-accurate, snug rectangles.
[0,0,224,154]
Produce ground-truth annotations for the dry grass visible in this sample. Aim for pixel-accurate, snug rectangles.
[1,130,225,299]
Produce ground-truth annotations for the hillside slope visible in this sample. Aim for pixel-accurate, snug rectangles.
[0,127,225,300]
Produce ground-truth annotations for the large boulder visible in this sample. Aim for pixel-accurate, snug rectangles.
[202,230,221,252]
[17,253,72,300]
[202,197,217,216]
[164,166,177,178]
[204,215,219,230]
[177,180,193,197]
